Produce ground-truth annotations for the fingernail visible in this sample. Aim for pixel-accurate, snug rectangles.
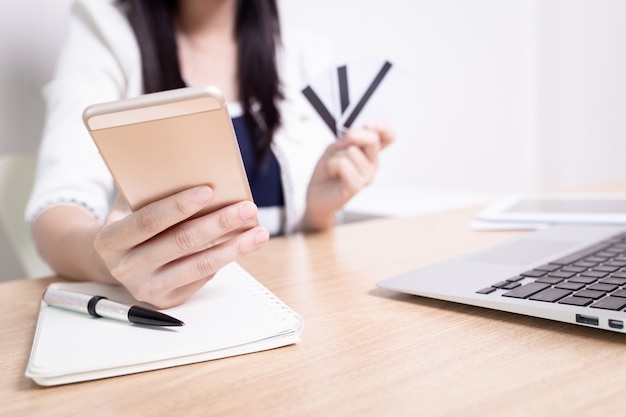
[239,202,257,220]
[192,186,212,204]
[254,228,269,245]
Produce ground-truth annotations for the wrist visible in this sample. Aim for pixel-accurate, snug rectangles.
[301,206,338,232]
[83,225,117,284]
[32,207,116,283]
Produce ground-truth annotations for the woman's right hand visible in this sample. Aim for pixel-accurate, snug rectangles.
[93,185,268,308]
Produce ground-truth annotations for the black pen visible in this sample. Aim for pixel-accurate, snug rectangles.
[42,287,184,327]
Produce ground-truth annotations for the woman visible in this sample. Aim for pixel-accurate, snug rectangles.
[26,0,394,308]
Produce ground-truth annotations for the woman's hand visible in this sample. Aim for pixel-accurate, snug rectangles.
[94,185,268,308]
[302,123,395,231]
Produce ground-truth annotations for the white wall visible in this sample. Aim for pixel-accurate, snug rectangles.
[281,0,626,194]
[1,0,626,278]
[0,0,74,154]
[282,0,534,193]
[538,0,626,190]
[0,0,74,280]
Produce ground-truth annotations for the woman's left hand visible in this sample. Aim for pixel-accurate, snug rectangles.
[302,122,395,231]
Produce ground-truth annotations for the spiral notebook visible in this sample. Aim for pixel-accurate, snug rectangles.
[25,262,304,386]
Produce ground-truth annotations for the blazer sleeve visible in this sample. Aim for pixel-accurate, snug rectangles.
[26,0,143,225]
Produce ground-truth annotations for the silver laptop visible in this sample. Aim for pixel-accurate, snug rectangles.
[377,224,626,333]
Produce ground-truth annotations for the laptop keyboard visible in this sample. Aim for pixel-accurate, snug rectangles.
[476,231,626,311]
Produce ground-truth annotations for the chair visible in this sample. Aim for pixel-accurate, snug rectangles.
[0,153,53,278]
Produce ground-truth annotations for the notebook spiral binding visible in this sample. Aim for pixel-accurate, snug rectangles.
[230,263,304,333]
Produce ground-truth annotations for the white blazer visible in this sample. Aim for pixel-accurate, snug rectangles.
[26,0,335,234]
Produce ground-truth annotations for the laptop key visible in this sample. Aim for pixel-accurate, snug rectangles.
[593,265,620,273]
[506,276,525,282]
[502,282,551,299]
[561,266,587,273]
[476,287,496,295]
[534,264,561,272]
[599,277,626,286]
[520,270,547,278]
[590,297,626,311]
[585,256,609,263]
[611,289,626,298]
[548,271,576,279]
[568,276,598,284]
[536,276,565,285]
[574,261,598,268]
[555,281,585,291]
[580,270,609,279]
[529,288,572,303]
[492,281,521,290]
[572,289,605,300]
[586,283,618,293]
[559,296,593,306]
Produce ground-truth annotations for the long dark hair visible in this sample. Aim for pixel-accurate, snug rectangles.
[120,0,283,162]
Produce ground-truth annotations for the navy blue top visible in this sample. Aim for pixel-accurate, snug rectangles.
[231,116,284,208]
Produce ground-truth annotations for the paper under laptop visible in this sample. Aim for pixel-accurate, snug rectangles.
[378,224,626,333]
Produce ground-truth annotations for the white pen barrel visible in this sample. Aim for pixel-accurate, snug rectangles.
[94,299,131,322]
[43,288,93,314]
[42,287,182,326]
[43,288,130,322]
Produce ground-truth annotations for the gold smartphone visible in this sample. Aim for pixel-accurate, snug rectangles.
[83,85,254,221]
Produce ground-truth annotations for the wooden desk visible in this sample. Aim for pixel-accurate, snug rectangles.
[3,205,626,417]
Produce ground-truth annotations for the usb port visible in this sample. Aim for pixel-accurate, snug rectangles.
[576,314,599,326]
[609,319,624,329]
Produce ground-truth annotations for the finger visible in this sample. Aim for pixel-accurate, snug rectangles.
[326,143,376,183]
[335,153,370,197]
[344,144,377,180]
[139,226,269,307]
[326,149,346,178]
[146,276,212,309]
[130,200,260,267]
[108,186,215,248]
[365,122,396,149]
[340,128,381,162]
